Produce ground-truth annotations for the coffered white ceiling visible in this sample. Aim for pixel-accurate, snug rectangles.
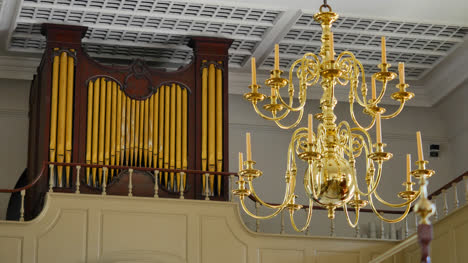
[0,0,467,106]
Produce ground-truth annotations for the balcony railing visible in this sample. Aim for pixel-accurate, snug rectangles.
[1,162,466,240]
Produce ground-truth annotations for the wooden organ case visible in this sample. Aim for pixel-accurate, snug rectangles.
[25,24,232,219]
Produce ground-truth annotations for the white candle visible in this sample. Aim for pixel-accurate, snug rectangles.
[308,114,313,143]
[246,133,252,161]
[406,154,411,182]
[371,76,376,100]
[239,152,243,171]
[251,57,257,85]
[274,44,280,70]
[398,62,405,84]
[376,113,382,144]
[381,36,387,64]
[416,131,424,161]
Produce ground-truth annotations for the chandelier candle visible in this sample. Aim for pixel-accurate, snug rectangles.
[308,114,313,143]
[274,44,280,70]
[371,76,376,100]
[407,154,411,182]
[246,133,252,161]
[236,2,435,231]
[399,62,405,85]
[251,58,256,85]
[239,152,243,171]
[416,131,424,161]
[381,36,387,64]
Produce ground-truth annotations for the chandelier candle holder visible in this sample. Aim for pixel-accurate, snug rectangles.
[234,2,436,235]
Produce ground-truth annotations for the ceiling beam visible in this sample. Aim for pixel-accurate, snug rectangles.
[246,9,302,67]
[423,39,468,105]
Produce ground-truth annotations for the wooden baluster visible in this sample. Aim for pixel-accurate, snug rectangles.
[380,213,385,239]
[255,201,260,232]
[102,167,107,196]
[229,175,235,202]
[179,172,185,200]
[414,212,418,230]
[154,170,159,198]
[204,173,210,200]
[128,169,133,197]
[355,224,360,238]
[280,209,285,234]
[330,218,335,237]
[464,175,468,203]
[75,165,81,194]
[49,164,55,192]
[443,189,448,216]
[404,217,409,239]
[432,195,438,221]
[390,223,396,240]
[20,190,25,222]
[453,182,459,209]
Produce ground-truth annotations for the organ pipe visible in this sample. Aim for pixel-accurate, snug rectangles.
[148,94,154,168]
[143,99,149,167]
[65,51,74,186]
[104,80,111,183]
[85,81,93,185]
[134,100,140,166]
[176,86,182,191]
[79,79,190,193]
[138,100,144,166]
[56,51,68,187]
[163,86,169,186]
[170,84,176,190]
[91,79,100,186]
[208,64,216,195]
[201,61,208,192]
[158,87,165,184]
[216,62,223,196]
[110,82,117,178]
[182,89,188,190]
[116,89,122,168]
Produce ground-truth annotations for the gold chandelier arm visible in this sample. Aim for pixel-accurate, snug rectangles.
[248,180,292,209]
[368,194,412,223]
[273,108,305,129]
[337,52,368,108]
[349,101,376,131]
[289,199,314,232]
[350,153,382,197]
[373,79,388,106]
[370,164,421,207]
[239,197,288,220]
[381,100,406,119]
[343,203,360,228]
[373,188,421,208]
[252,102,290,121]
[276,88,307,112]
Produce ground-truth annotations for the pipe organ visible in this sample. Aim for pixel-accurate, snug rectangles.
[24,24,232,219]
[84,79,189,191]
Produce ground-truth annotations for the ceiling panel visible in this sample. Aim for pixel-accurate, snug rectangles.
[6,0,468,80]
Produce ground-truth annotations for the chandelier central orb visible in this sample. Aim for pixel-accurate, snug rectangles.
[233,3,436,231]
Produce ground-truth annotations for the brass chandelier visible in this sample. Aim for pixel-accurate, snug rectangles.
[233,2,437,231]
